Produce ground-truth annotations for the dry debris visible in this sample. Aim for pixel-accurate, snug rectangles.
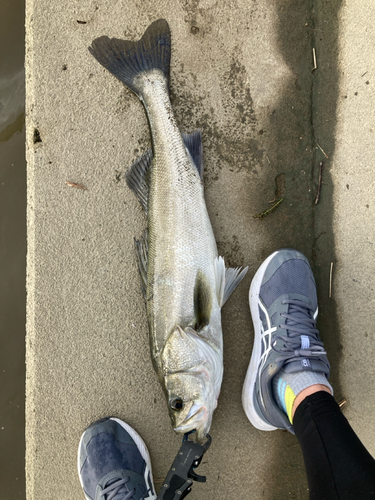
[66,181,87,191]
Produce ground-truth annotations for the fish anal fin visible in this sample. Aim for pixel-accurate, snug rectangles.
[194,270,212,330]
[182,130,203,180]
[126,149,153,213]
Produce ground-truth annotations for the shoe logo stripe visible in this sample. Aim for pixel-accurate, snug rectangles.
[258,300,277,407]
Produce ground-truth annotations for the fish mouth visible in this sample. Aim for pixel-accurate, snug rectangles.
[174,404,209,438]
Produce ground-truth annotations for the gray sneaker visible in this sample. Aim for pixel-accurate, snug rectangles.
[242,249,330,433]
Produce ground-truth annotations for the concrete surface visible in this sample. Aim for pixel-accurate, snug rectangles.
[25,0,375,498]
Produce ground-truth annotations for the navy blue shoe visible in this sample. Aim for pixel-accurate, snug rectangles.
[78,417,156,500]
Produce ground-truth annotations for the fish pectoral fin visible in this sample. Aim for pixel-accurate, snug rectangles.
[194,270,213,330]
[223,264,249,307]
[182,130,203,180]
[215,256,249,307]
[134,229,148,301]
[214,256,226,307]
[126,149,153,213]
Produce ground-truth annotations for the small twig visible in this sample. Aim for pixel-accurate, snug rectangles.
[315,161,323,205]
[317,143,329,158]
[362,71,368,77]
[312,48,317,72]
[338,398,347,409]
[66,181,87,190]
[254,198,283,220]
[329,262,333,298]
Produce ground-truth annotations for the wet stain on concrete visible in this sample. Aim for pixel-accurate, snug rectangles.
[223,58,257,130]
[179,0,219,38]
[170,55,263,187]
[115,90,134,115]
[217,234,245,268]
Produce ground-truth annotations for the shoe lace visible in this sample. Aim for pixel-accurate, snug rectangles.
[100,477,135,500]
[100,477,152,500]
[272,299,326,365]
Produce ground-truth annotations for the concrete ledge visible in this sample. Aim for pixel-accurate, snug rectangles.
[26,0,375,498]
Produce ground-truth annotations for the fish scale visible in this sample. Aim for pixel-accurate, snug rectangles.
[141,73,218,354]
[89,19,247,442]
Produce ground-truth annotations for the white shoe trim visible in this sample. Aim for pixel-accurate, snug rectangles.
[242,251,279,432]
[77,431,92,500]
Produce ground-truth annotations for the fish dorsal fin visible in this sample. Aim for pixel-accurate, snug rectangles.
[126,131,202,211]
[182,130,203,180]
[194,270,212,330]
[125,149,153,213]
[214,256,249,307]
[134,229,148,301]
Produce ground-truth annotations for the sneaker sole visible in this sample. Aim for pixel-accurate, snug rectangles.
[77,417,157,500]
[242,251,279,431]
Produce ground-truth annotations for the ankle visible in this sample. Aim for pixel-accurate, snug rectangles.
[292,384,332,420]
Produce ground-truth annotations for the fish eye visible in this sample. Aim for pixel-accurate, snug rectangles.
[170,397,184,411]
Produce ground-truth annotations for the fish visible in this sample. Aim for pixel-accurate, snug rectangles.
[89,19,248,442]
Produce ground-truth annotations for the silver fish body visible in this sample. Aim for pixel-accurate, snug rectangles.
[89,20,247,442]
[142,73,220,359]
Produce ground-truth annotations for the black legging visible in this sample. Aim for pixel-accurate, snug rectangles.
[294,391,375,499]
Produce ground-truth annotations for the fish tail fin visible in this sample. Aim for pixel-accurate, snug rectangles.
[88,19,171,97]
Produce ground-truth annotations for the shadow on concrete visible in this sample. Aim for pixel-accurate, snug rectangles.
[311,0,344,400]
[167,0,343,496]
[259,0,343,497]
